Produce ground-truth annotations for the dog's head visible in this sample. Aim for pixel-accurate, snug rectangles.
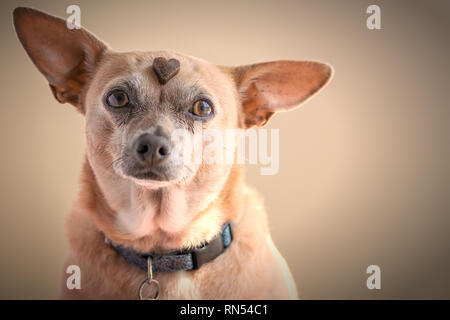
[14,7,332,193]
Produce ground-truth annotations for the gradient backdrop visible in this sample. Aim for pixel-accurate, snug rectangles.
[0,0,449,299]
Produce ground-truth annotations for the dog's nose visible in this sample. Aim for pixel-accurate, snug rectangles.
[133,132,171,163]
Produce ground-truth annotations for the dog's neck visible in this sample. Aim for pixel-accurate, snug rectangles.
[79,157,244,253]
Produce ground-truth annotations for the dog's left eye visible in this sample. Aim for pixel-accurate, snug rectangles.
[190,100,213,118]
[106,90,129,108]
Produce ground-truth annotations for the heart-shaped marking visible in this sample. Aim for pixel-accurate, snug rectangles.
[153,57,180,85]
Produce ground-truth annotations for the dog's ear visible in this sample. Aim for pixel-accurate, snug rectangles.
[13,7,107,113]
[231,61,333,128]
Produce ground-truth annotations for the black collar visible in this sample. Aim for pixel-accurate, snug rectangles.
[107,222,233,273]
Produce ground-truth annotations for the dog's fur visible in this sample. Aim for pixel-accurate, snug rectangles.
[13,7,332,299]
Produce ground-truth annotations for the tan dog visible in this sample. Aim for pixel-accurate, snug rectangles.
[13,7,332,299]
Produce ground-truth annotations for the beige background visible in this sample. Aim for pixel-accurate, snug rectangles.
[0,0,449,299]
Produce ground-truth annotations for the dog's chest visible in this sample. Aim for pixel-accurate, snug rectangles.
[160,271,202,299]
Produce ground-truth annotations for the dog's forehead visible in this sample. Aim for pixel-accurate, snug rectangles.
[97,51,211,85]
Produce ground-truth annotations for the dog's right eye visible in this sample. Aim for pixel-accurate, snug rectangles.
[106,90,129,108]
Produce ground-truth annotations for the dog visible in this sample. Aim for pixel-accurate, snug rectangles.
[13,7,332,299]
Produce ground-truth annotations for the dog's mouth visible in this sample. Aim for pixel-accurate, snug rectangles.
[112,153,194,186]
[122,163,185,184]
[131,169,167,181]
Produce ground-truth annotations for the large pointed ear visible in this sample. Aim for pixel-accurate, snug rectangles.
[13,7,107,113]
[231,61,333,128]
